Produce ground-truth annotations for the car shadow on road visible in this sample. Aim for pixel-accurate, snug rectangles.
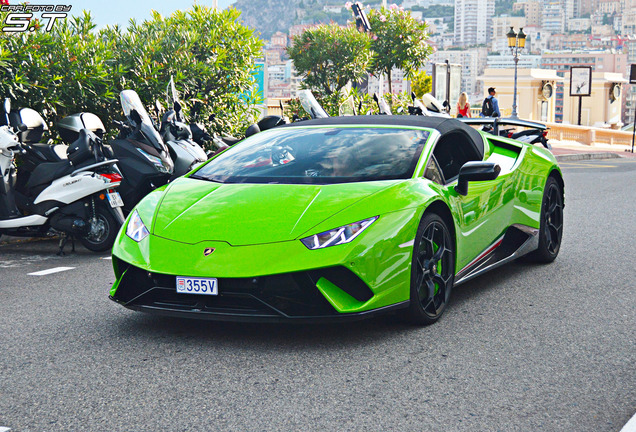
[109,260,545,352]
[448,259,542,309]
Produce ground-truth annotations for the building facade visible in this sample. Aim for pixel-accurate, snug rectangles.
[454,0,495,46]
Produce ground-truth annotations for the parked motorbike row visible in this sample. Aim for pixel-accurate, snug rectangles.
[0,88,550,254]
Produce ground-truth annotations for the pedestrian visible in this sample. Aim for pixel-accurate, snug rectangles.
[481,87,501,117]
[456,92,471,118]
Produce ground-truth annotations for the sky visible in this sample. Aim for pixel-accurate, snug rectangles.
[66,0,237,27]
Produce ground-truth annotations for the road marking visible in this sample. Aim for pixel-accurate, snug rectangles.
[0,426,11,432]
[101,256,112,260]
[28,267,75,276]
[621,412,636,432]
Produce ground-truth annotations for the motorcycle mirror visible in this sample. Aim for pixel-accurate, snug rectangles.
[3,98,10,114]
[411,92,416,103]
[129,109,142,126]
[279,100,284,116]
[18,123,28,132]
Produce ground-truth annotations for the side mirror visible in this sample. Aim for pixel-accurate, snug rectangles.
[3,98,10,114]
[455,161,500,196]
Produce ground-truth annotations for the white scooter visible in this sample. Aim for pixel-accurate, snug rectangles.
[0,98,125,254]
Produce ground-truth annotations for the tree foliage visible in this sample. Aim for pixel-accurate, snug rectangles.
[0,12,119,124]
[410,70,432,98]
[367,5,433,93]
[110,6,263,134]
[287,24,372,96]
[0,6,263,138]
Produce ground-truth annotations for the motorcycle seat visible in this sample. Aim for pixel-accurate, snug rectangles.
[26,160,74,189]
[221,136,241,146]
[27,143,65,163]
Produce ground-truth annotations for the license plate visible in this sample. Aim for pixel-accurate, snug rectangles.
[107,192,124,208]
[176,277,218,295]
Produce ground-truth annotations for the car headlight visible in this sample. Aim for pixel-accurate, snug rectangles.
[126,210,150,242]
[300,216,378,250]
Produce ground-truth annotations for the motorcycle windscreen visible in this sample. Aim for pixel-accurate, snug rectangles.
[120,90,174,173]
[297,90,329,119]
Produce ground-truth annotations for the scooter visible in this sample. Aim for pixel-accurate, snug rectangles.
[157,99,208,175]
[407,93,451,118]
[9,90,210,214]
[105,89,178,214]
[0,98,125,254]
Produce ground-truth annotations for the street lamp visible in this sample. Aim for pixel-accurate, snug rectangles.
[507,26,526,119]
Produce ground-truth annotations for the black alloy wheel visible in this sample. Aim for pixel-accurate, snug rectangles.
[406,212,455,325]
[526,176,563,263]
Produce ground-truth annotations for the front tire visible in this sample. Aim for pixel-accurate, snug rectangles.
[405,212,455,325]
[80,203,118,252]
[525,176,563,263]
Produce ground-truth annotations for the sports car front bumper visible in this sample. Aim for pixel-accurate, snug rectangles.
[109,258,409,322]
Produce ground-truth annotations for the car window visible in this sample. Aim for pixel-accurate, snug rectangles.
[424,155,444,185]
[432,131,482,183]
[192,126,430,185]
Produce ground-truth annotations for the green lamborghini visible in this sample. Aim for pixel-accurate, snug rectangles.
[109,116,564,325]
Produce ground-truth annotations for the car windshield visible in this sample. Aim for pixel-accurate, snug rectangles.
[191,126,430,184]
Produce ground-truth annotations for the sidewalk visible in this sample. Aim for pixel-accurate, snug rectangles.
[550,140,636,162]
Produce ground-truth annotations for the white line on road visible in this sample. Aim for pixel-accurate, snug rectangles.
[28,267,75,276]
[0,426,12,432]
[621,412,636,432]
[101,256,112,260]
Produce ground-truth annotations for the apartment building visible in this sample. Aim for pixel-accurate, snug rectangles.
[454,0,495,46]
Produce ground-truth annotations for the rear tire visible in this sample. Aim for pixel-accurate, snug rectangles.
[405,212,455,325]
[524,176,563,263]
[80,204,118,252]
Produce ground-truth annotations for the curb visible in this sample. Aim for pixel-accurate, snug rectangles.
[555,152,622,162]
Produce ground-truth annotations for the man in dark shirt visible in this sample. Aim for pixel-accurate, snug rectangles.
[481,87,501,117]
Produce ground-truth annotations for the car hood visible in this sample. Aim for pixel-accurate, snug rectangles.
[151,177,400,245]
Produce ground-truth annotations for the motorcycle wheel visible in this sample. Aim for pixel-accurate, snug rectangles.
[80,204,118,252]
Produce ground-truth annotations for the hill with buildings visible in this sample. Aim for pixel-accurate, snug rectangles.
[233,0,361,39]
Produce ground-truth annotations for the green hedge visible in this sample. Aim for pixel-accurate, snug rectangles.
[0,6,263,140]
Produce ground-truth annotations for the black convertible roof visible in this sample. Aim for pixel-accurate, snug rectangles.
[282,115,485,157]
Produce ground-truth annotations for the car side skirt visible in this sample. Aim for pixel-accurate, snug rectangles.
[454,224,539,286]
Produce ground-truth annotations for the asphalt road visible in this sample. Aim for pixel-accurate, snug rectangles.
[1,159,635,431]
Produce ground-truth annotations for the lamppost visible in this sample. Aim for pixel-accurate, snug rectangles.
[507,26,526,119]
